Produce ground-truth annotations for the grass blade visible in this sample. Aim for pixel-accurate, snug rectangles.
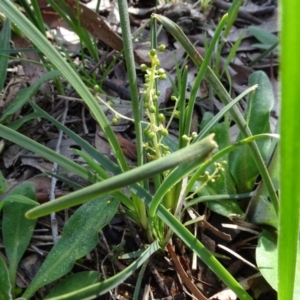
[0,18,11,91]
[184,13,228,140]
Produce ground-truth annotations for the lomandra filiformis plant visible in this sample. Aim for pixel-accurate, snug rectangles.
[137,46,219,244]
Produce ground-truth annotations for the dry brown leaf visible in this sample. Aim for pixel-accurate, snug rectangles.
[61,0,147,65]
[26,176,67,203]
[96,128,136,162]
[40,7,70,28]
[115,133,137,161]
[36,0,48,7]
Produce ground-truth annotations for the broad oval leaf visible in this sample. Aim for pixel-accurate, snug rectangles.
[45,271,100,299]
[45,241,160,300]
[256,230,300,299]
[22,196,119,299]
[230,71,274,192]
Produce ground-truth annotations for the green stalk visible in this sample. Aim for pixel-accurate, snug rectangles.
[178,66,188,148]
[117,0,143,167]
[117,0,147,230]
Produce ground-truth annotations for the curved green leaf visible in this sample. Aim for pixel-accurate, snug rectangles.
[0,18,11,92]
[26,135,217,219]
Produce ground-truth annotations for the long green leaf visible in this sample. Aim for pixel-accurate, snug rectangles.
[22,196,119,299]
[223,0,243,38]
[26,134,217,219]
[279,1,300,299]
[0,18,11,92]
